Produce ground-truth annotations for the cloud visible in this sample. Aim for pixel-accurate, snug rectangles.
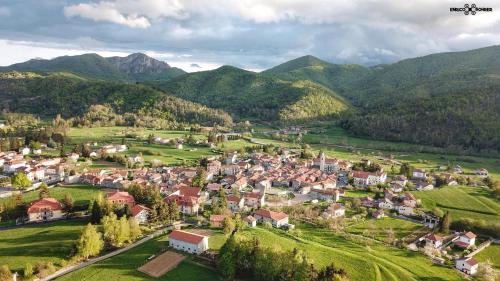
[64,0,187,29]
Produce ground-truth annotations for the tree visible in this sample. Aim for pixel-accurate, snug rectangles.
[24,262,33,279]
[386,227,395,244]
[129,217,142,241]
[63,194,74,213]
[123,204,132,218]
[38,183,50,198]
[223,216,235,236]
[0,265,11,281]
[11,172,32,189]
[218,188,227,211]
[76,223,104,259]
[399,163,413,178]
[440,211,451,234]
[218,235,237,280]
[90,201,102,224]
[192,168,207,188]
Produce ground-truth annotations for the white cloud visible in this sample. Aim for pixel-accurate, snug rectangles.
[64,0,187,29]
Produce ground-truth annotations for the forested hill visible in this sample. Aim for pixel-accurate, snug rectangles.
[264,47,500,152]
[150,65,351,124]
[0,53,186,82]
[0,71,232,127]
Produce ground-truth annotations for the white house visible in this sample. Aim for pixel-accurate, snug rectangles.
[455,257,478,275]
[352,171,387,188]
[27,198,64,222]
[378,198,394,210]
[115,144,127,152]
[169,230,209,254]
[20,147,30,155]
[243,215,257,227]
[254,209,289,227]
[454,231,476,249]
[322,203,345,219]
[131,204,150,224]
[425,233,443,248]
[4,160,27,173]
[227,195,244,212]
[397,205,414,216]
[412,169,427,180]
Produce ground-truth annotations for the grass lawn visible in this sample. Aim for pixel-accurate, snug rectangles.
[343,189,376,198]
[0,220,88,272]
[345,217,424,241]
[0,184,102,211]
[56,234,221,281]
[474,243,500,270]
[239,224,463,281]
[411,186,500,223]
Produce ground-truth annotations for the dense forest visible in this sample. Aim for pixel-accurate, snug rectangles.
[0,72,232,128]
[150,65,351,123]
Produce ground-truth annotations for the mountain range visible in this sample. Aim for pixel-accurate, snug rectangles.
[0,46,499,152]
[0,53,186,82]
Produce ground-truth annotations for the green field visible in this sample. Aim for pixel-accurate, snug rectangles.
[239,224,463,281]
[474,244,500,270]
[345,217,424,241]
[411,186,500,223]
[0,220,88,272]
[56,234,221,281]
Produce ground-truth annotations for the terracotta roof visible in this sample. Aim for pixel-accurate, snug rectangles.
[179,186,201,197]
[227,195,242,202]
[463,231,476,239]
[244,215,256,222]
[169,230,206,244]
[107,191,135,203]
[131,204,150,217]
[210,215,226,222]
[254,209,288,221]
[465,258,478,267]
[352,171,370,179]
[27,198,63,214]
[426,233,443,241]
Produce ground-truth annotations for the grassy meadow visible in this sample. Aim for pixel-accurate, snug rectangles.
[345,217,424,241]
[0,220,88,272]
[411,186,500,223]
[56,234,221,281]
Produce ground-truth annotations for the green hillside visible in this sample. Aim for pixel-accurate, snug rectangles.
[0,53,186,82]
[264,49,500,152]
[151,65,351,123]
[0,71,232,127]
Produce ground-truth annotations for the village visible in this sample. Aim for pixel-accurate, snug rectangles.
[0,136,496,280]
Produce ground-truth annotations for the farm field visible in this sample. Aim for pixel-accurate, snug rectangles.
[474,243,500,270]
[0,219,88,272]
[239,224,464,281]
[411,186,500,223]
[345,217,424,241]
[56,234,221,281]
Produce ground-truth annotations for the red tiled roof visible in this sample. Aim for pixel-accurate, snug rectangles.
[169,230,206,244]
[27,198,63,214]
[107,191,135,203]
[179,187,201,197]
[227,195,242,202]
[465,258,478,267]
[463,231,476,239]
[210,215,226,222]
[254,209,288,221]
[131,204,150,217]
[426,233,443,241]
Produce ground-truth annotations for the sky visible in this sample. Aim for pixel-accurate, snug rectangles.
[0,0,499,72]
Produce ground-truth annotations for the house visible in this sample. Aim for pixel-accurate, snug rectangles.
[68,153,79,162]
[412,169,427,180]
[115,144,127,152]
[254,209,289,227]
[475,168,488,177]
[169,230,209,254]
[352,171,387,188]
[416,182,434,191]
[27,198,64,222]
[243,215,257,227]
[244,192,265,208]
[225,152,238,164]
[454,231,476,248]
[207,183,222,192]
[397,205,414,216]
[227,195,244,212]
[20,147,30,155]
[107,191,135,207]
[310,189,341,202]
[131,204,150,224]
[210,215,226,228]
[207,160,222,174]
[102,145,117,154]
[222,165,240,176]
[4,160,27,173]
[455,257,478,275]
[313,152,339,173]
[425,233,443,248]
[378,198,394,210]
[372,210,385,219]
[322,203,345,219]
